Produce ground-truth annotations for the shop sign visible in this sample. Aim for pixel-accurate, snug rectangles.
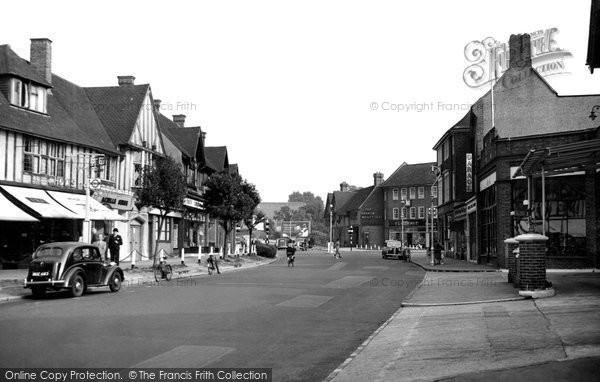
[184,197,204,210]
[454,205,467,221]
[466,153,473,192]
[98,192,134,211]
[467,199,477,214]
[480,172,496,191]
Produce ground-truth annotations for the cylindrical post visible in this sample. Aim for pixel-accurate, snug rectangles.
[504,238,518,284]
[515,233,548,291]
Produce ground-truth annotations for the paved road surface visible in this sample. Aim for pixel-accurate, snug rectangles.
[0,250,423,381]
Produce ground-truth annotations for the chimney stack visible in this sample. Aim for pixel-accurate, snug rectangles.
[117,75,136,86]
[173,114,186,127]
[509,33,532,69]
[340,182,349,192]
[373,172,384,186]
[30,38,52,84]
[153,99,161,112]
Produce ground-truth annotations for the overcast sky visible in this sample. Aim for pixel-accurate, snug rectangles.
[2,0,599,203]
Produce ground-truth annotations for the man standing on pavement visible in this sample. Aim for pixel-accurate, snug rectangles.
[108,228,123,265]
[334,239,342,259]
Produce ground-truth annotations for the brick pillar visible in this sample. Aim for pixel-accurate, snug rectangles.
[515,233,548,291]
[504,238,518,284]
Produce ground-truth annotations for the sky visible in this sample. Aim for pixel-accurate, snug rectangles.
[2,0,599,203]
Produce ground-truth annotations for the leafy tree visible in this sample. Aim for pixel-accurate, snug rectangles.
[137,156,187,266]
[204,173,261,255]
[243,210,266,253]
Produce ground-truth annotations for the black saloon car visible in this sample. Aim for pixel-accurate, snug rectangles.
[24,242,124,298]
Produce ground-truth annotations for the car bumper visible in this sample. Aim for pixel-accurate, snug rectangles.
[24,279,66,288]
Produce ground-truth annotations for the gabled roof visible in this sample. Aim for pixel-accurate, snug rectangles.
[157,113,204,161]
[85,84,150,146]
[381,162,437,187]
[205,146,229,173]
[342,186,374,213]
[0,73,118,154]
[0,44,51,87]
[332,191,355,215]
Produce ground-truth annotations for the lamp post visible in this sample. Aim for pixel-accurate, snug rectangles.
[430,165,441,266]
[329,204,333,253]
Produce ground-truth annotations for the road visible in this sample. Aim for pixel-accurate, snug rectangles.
[0,250,424,381]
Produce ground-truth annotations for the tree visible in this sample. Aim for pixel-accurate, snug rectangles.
[243,210,266,253]
[285,191,328,245]
[137,156,187,267]
[204,173,261,255]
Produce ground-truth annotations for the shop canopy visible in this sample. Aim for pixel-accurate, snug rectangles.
[0,190,39,222]
[47,191,127,221]
[0,185,80,219]
[515,139,600,177]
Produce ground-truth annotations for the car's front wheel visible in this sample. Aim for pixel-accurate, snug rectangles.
[109,272,122,292]
[70,274,85,297]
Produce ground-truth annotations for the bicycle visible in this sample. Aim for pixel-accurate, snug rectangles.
[154,258,173,282]
[206,255,220,275]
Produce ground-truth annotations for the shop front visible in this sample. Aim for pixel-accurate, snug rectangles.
[388,220,426,247]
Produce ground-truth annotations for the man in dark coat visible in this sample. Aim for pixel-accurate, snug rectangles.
[108,228,123,265]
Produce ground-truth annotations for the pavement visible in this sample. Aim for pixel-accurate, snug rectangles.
[328,251,600,382]
[0,252,277,303]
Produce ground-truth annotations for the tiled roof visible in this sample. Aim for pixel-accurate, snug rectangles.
[332,191,355,215]
[0,73,118,154]
[0,45,51,87]
[381,162,437,187]
[342,186,375,213]
[85,84,150,146]
[158,114,202,159]
[205,146,228,172]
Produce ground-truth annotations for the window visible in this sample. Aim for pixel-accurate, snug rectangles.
[431,185,438,198]
[418,187,424,199]
[10,79,47,113]
[409,187,416,199]
[392,188,399,200]
[158,217,172,241]
[393,208,399,220]
[401,207,407,219]
[444,139,450,160]
[401,188,407,200]
[409,207,416,219]
[418,206,425,219]
[443,172,450,203]
[22,136,65,178]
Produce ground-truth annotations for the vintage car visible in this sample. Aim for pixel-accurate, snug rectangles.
[381,240,410,260]
[24,242,124,298]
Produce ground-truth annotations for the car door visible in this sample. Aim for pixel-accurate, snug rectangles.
[81,246,103,285]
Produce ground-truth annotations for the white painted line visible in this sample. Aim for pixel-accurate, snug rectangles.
[131,345,235,368]
[276,294,334,308]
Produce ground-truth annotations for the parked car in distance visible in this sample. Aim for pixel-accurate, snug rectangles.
[382,240,410,260]
[24,242,124,298]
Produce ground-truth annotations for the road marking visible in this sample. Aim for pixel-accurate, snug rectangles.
[131,345,234,368]
[276,294,334,308]
[327,262,347,271]
[324,276,373,289]
[363,266,389,271]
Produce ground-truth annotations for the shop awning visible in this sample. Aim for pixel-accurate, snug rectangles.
[47,191,127,221]
[515,139,600,177]
[0,185,80,219]
[0,191,39,222]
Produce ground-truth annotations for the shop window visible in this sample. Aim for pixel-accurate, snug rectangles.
[158,218,172,241]
[481,185,497,257]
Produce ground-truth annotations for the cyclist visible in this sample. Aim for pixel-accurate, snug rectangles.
[286,240,296,267]
[207,254,221,274]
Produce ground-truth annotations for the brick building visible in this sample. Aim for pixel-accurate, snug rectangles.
[435,33,600,268]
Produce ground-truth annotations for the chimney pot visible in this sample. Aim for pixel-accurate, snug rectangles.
[340,182,349,192]
[153,99,161,111]
[172,114,186,128]
[30,38,52,84]
[509,33,532,69]
[117,75,136,86]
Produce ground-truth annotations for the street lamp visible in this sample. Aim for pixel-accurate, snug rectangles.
[430,165,442,266]
[329,203,333,253]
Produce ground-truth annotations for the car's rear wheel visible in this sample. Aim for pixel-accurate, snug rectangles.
[70,274,85,297]
[109,272,122,292]
[31,286,46,298]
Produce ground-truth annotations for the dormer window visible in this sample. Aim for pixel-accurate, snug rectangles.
[10,78,47,113]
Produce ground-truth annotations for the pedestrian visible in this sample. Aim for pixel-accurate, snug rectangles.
[207,254,220,274]
[286,240,296,266]
[433,240,442,265]
[334,239,342,259]
[108,228,123,265]
[93,233,107,261]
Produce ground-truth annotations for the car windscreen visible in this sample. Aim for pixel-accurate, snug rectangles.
[33,247,64,259]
